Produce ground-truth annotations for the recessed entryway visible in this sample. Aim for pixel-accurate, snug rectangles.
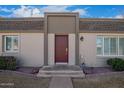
[46,13,78,65]
[55,35,68,63]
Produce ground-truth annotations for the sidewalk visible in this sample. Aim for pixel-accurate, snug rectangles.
[49,77,73,88]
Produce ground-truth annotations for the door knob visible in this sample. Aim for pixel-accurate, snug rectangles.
[65,48,68,55]
[66,48,68,52]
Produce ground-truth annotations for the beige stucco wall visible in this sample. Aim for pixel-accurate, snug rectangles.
[79,33,124,67]
[48,34,55,65]
[79,33,96,67]
[20,33,44,67]
[0,33,44,67]
[1,32,124,67]
[69,34,75,65]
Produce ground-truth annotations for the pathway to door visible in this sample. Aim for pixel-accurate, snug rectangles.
[49,77,73,88]
[37,65,85,88]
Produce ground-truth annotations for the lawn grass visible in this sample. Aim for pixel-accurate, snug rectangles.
[72,73,124,88]
[0,71,50,88]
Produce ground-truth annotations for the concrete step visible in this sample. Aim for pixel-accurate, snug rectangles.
[37,70,85,78]
[39,70,83,74]
[37,73,85,78]
[41,65,82,71]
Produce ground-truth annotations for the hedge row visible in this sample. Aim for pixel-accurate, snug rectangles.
[107,58,124,71]
[0,56,16,70]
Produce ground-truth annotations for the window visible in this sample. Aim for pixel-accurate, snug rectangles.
[4,36,19,52]
[119,38,124,55]
[96,36,124,56]
[110,38,117,55]
[96,37,103,55]
[104,38,109,55]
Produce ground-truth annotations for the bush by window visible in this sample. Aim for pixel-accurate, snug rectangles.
[0,56,17,70]
[107,58,124,71]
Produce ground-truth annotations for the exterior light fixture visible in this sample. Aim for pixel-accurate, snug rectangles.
[80,36,84,41]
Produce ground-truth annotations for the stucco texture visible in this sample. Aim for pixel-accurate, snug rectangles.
[0,33,44,67]
[79,33,124,67]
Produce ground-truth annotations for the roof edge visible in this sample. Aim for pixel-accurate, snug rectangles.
[79,18,124,21]
[0,17,44,21]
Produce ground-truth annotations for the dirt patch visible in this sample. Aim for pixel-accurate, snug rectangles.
[0,71,50,88]
[16,67,40,74]
[83,67,114,74]
[72,72,124,88]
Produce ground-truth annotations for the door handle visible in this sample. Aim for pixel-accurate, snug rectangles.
[65,48,68,55]
[66,48,68,52]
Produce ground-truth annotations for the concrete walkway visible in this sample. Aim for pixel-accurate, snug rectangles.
[49,77,73,88]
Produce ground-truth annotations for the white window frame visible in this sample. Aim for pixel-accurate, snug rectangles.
[96,35,124,56]
[4,35,19,53]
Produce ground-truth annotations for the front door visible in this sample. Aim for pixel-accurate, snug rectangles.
[55,35,68,63]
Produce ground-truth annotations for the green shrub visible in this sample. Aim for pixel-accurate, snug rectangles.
[107,58,123,65]
[6,61,16,70]
[107,58,114,65]
[107,58,124,71]
[0,57,6,69]
[5,56,16,70]
[0,56,17,70]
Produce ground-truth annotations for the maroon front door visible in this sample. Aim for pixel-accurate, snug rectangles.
[55,35,68,63]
